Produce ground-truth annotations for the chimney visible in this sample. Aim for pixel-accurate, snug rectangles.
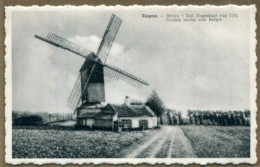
[124,96,130,106]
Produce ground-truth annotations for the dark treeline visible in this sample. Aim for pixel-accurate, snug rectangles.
[13,115,43,126]
[160,109,250,126]
[13,111,44,126]
[187,109,250,126]
[12,110,73,126]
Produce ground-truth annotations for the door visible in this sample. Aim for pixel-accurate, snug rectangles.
[114,121,118,131]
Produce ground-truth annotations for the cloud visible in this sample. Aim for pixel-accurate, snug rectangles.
[68,35,101,53]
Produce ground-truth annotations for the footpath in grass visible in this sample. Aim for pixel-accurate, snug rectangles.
[180,125,250,158]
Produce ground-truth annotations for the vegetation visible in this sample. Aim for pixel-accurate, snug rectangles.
[145,90,165,118]
[12,110,73,126]
[187,109,250,126]
[12,129,156,158]
[171,112,183,125]
[161,109,250,126]
[13,113,43,126]
[13,110,49,125]
[181,126,250,158]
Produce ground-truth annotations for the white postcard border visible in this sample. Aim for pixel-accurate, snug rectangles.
[4,5,257,165]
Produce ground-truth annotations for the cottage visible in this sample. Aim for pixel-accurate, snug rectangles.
[76,96,158,131]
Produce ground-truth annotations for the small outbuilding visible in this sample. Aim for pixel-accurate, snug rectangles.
[76,102,104,128]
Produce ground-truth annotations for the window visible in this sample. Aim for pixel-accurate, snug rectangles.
[139,120,148,129]
[121,119,132,129]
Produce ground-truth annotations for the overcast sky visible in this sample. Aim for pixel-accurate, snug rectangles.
[11,7,251,114]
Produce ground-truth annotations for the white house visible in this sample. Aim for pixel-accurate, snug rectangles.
[76,96,158,131]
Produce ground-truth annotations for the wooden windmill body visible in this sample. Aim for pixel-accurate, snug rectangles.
[80,55,105,103]
[35,14,149,119]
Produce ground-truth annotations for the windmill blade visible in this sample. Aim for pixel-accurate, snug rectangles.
[35,33,94,59]
[67,73,82,112]
[103,64,149,88]
[96,14,122,63]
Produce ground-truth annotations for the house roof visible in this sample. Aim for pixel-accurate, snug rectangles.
[77,102,104,119]
[94,105,116,120]
[110,104,156,117]
[77,108,101,118]
[77,103,156,120]
[78,102,104,109]
[78,112,98,118]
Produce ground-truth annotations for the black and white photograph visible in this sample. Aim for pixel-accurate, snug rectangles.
[5,5,257,165]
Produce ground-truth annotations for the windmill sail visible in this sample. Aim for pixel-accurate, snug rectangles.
[67,74,82,110]
[104,64,149,88]
[35,33,94,59]
[96,14,122,63]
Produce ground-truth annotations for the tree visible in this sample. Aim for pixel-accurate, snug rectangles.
[145,90,165,118]
[13,115,43,126]
[198,112,203,125]
[187,110,193,124]
[244,109,250,117]
[177,112,183,125]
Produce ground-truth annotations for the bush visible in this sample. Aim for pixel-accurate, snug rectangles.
[186,109,250,126]
[13,115,43,126]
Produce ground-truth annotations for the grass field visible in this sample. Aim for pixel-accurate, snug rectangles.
[180,125,250,158]
[12,128,157,158]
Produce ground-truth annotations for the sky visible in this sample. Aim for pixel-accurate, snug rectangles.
[11,8,251,114]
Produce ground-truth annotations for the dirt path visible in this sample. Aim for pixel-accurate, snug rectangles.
[167,126,176,158]
[126,126,197,158]
[126,129,165,158]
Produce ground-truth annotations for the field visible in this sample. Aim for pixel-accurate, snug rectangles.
[12,125,250,158]
[180,125,250,158]
[12,128,157,158]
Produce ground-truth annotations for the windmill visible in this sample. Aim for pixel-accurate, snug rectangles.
[35,14,149,115]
